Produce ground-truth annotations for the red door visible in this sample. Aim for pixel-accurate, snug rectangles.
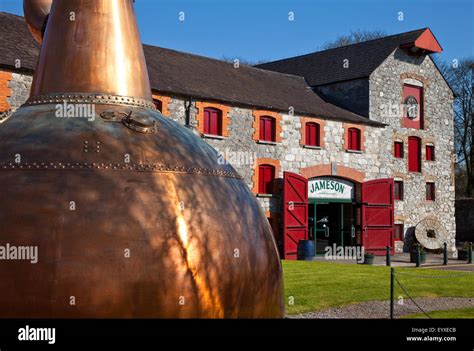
[283,172,308,260]
[362,179,394,255]
[408,136,421,172]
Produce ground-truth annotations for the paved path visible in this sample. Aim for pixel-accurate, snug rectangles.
[288,297,474,319]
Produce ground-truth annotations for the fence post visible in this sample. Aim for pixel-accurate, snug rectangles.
[415,244,421,268]
[390,267,394,319]
[386,246,391,267]
[443,242,448,266]
[469,242,473,264]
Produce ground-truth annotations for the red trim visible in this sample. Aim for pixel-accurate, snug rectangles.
[415,29,443,53]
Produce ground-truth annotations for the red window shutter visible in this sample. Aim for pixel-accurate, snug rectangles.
[426,183,435,201]
[265,119,273,141]
[204,108,222,136]
[394,181,403,200]
[394,142,403,158]
[204,109,211,134]
[348,128,360,150]
[259,117,265,140]
[426,145,435,161]
[260,117,276,142]
[258,165,275,194]
[306,123,320,146]
[408,136,421,172]
[394,224,404,241]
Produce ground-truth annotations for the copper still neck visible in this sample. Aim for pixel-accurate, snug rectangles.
[29,0,152,103]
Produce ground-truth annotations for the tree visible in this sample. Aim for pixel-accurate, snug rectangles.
[221,56,268,66]
[436,58,474,197]
[321,29,387,49]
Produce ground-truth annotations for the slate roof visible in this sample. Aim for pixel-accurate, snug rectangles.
[0,12,40,72]
[255,29,428,86]
[0,12,385,127]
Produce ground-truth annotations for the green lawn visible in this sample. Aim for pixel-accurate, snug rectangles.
[282,260,474,315]
[402,307,474,319]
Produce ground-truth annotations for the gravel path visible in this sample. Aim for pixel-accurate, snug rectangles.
[288,297,474,319]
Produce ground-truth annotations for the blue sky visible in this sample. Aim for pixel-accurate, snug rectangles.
[1,0,472,63]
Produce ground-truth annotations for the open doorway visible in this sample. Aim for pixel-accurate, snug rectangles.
[309,201,356,255]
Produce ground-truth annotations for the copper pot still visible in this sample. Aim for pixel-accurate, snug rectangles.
[0,0,284,318]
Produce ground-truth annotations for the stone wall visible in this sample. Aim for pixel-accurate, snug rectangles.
[8,72,33,111]
[0,69,33,122]
[369,48,456,252]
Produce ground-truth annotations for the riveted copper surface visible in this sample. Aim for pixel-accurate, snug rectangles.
[0,0,284,318]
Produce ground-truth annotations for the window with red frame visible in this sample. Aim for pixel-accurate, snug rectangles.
[394,224,404,241]
[348,128,361,151]
[426,145,435,161]
[204,107,223,136]
[394,141,404,158]
[153,99,163,113]
[258,164,275,194]
[305,122,320,147]
[403,84,423,129]
[394,181,404,200]
[259,116,276,142]
[426,182,435,201]
[408,136,421,172]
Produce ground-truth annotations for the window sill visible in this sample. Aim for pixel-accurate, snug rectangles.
[203,134,226,140]
[303,145,322,150]
[256,193,278,198]
[256,140,278,145]
[346,149,363,154]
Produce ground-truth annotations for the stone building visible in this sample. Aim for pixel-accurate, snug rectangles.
[0,12,455,258]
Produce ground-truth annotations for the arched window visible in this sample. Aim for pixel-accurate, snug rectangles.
[408,136,421,172]
[153,99,163,113]
[348,128,361,151]
[204,107,223,136]
[258,164,275,194]
[259,116,276,142]
[305,122,320,147]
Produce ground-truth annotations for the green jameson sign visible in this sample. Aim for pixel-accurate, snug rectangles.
[308,177,354,200]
